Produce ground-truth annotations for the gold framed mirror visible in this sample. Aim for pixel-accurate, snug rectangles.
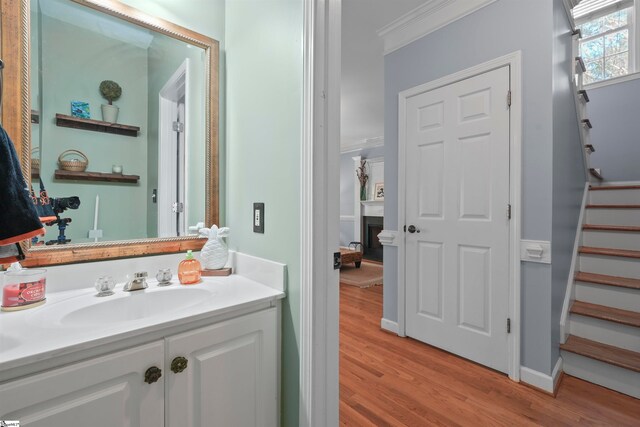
[1,0,219,266]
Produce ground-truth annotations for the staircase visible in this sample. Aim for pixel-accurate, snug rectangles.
[560,184,640,398]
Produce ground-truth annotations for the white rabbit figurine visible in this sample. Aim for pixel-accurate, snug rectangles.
[199,225,230,270]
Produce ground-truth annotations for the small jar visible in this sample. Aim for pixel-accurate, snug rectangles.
[178,250,201,285]
[2,268,47,311]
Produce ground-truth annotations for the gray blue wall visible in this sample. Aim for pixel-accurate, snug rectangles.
[551,0,587,371]
[588,78,640,182]
[340,146,385,246]
[384,0,561,374]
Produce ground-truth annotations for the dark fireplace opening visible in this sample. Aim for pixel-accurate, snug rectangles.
[362,216,383,262]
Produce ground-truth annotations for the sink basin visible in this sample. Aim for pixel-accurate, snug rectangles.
[30,286,214,327]
[63,287,212,325]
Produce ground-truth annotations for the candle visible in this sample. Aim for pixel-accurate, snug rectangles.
[93,195,100,242]
[2,279,46,308]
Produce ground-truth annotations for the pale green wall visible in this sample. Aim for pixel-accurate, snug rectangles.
[225,2,303,425]
[38,1,302,424]
[39,15,149,243]
[120,0,227,227]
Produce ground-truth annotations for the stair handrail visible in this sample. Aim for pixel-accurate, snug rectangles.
[565,1,598,183]
[559,182,590,343]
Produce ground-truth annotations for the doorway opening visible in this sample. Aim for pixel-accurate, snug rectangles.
[158,59,189,237]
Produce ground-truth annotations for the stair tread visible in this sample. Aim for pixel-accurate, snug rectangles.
[560,335,640,373]
[583,224,640,232]
[590,184,640,191]
[586,204,640,209]
[579,246,640,259]
[575,272,640,290]
[589,168,604,180]
[571,301,640,328]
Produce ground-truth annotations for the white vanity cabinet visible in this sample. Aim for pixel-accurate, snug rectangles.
[165,307,278,427]
[0,341,165,427]
[0,307,279,427]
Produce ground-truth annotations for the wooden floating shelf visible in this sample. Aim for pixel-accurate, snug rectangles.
[55,113,140,137]
[55,169,140,184]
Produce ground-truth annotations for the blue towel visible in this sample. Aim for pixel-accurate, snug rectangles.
[0,124,44,247]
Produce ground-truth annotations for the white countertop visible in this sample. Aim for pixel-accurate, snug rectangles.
[0,275,284,376]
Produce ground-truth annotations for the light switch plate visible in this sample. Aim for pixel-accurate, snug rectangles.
[253,203,264,233]
[520,239,551,264]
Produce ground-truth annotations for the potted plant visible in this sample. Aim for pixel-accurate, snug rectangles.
[99,80,122,123]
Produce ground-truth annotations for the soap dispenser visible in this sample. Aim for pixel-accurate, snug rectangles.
[178,250,202,285]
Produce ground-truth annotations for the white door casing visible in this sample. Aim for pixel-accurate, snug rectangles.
[158,59,190,237]
[300,0,341,425]
[398,52,522,380]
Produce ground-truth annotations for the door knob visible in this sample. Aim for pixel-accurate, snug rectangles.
[407,225,419,233]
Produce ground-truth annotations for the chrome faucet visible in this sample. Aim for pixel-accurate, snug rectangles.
[123,272,148,292]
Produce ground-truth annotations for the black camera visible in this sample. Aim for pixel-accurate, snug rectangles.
[51,196,80,213]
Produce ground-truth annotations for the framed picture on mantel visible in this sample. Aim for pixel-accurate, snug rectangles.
[374,182,384,201]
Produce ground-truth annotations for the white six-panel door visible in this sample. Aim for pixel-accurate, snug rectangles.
[404,66,511,373]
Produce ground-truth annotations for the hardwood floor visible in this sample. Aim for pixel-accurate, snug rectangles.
[339,284,640,426]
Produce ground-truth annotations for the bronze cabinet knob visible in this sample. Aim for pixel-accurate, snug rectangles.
[171,356,188,373]
[144,366,162,384]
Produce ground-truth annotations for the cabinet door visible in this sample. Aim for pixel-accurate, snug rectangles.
[166,308,278,427]
[0,341,165,427]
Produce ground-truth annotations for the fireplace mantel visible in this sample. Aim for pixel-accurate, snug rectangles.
[360,200,384,217]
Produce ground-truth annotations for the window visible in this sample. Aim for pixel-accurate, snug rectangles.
[574,0,636,84]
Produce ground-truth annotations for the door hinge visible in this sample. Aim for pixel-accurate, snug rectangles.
[507,204,512,220]
[403,225,407,232]
[333,252,341,270]
[172,121,185,132]
[507,318,511,334]
[172,202,184,213]
[507,90,512,108]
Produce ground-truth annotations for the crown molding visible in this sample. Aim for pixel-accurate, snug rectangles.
[340,136,384,154]
[377,0,497,55]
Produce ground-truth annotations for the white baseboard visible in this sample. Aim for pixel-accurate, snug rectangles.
[520,357,563,394]
[591,180,640,186]
[380,318,399,334]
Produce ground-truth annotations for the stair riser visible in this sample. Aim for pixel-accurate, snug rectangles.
[589,189,640,205]
[586,209,640,226]
[561,351,640,399]
[569,315,640,352]
[583,230,640,251]
[579,254,640,279]
[575,281,640,312]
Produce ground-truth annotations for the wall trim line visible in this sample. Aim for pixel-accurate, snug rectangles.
[377,0,497,55]
[340,136,384,153]
[380,318,399,334]
[520,358,564,394]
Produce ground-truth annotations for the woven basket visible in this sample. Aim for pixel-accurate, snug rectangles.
[31,146,40,170]
[58,149,89,172]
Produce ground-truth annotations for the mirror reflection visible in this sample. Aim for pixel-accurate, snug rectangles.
[30,0,207,245]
